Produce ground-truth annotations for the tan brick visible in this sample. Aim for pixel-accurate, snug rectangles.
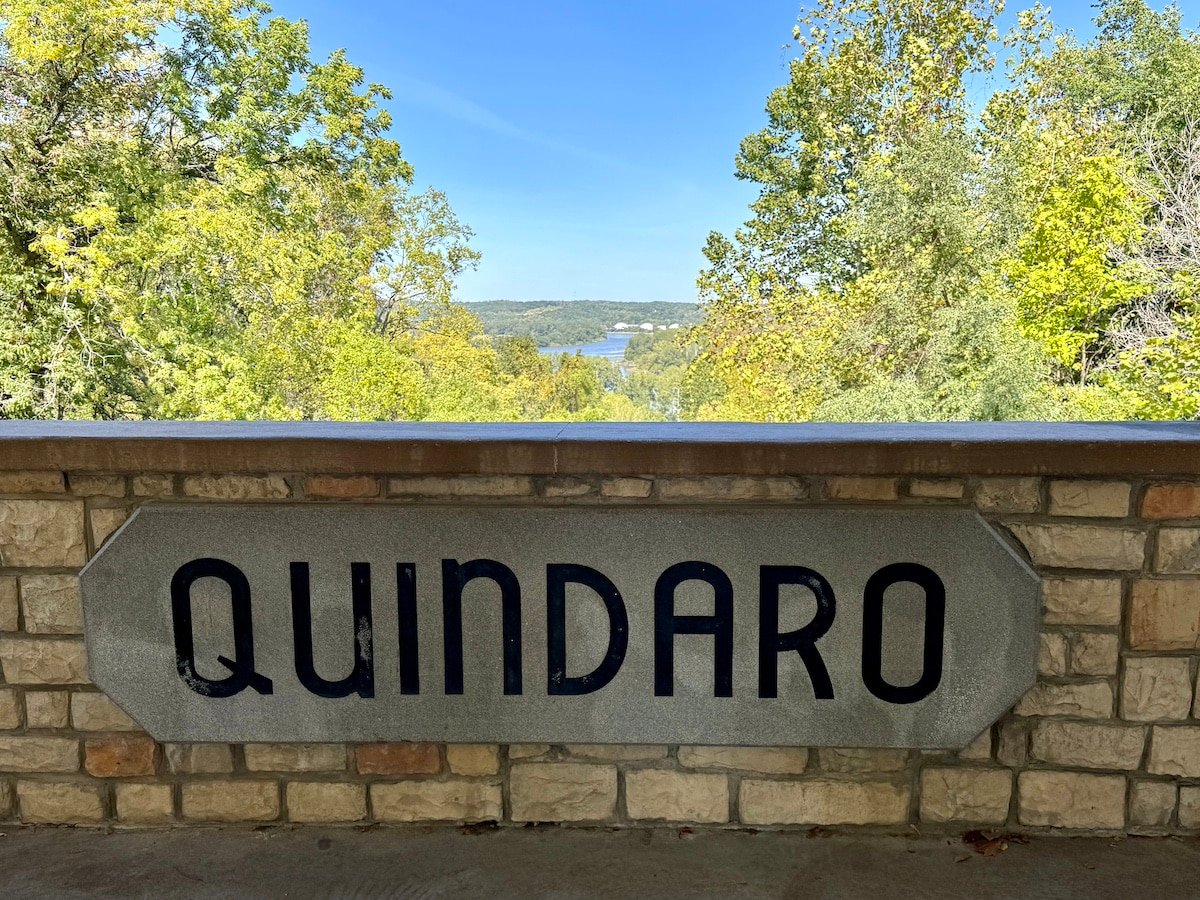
[71,693,136,730]
[164,743,233,774]
[1030,721,1145,770]
[0,736,77,771]
[1155,528,1200,574]
[510,763,617,822]
[371,781,502,823]
[89,507,128,547]
[1147,726,1200,777]
[1042,579,1122,626]
[825,477,898,501]
[19,574,82,634]
[1048,481,1130,518]
[1009,524,1145,570]
[182,781,279,822]
[1129,781,1176,829]
[446,744,500,776]
[0,639,89,685]
[0,471,65,493]
[1017,771,1125,829]
[181,474,289,500]
[1013,681,1113,718]
[244,743,346,772]
[600,478,652,498]
[1128,580,1200,650]
[387,476,532,498]
[626,770,728,823]
[542,477,595,498]
[740,779,909,825]
[85,736,157,777]
[68,474,125,498]
[919,768,1011,824]
[507,744,550,760]
[355,742,439,775]
[1121,657,1193,721]
[24,691,69,729]
[115,783,173,823]
[659,477,805,502]
[817,748,909,773]
[1179,786,1200,829]
[0,577,17,631]
[1038,633,1068,676]
[908,479,965,499]
[0,688,21,729]
[976,478,1040,513]
[564,744,667,762]
[132,474,174,497]
[286,782,367,822]
[0,500,86,567]
[303,475,380,499]
[0,782,11,818]
[18,781,103,824]
[679,746,808,774]
[1142,483,1200,519]
[1068,632,1119,676]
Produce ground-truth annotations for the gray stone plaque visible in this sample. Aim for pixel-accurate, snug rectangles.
[80,504,1039,748]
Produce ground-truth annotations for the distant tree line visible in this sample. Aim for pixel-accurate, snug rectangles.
[465,301,701,347]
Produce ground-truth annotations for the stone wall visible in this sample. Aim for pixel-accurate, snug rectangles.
[0,428,1199,833]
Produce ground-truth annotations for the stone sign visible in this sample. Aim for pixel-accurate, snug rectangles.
[80,504,1039,747]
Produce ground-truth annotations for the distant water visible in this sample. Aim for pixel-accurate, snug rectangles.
[541,332,634,362]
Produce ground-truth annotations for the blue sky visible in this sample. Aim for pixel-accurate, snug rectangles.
[272,1,1115,302]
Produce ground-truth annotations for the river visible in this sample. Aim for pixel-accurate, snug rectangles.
[541,332,635,362]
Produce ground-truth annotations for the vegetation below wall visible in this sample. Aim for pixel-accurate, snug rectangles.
[464,301,701,347]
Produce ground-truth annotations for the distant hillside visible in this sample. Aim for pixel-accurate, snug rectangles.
[463,300,701,346]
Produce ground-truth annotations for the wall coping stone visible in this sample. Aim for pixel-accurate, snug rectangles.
[1,421,1199,477]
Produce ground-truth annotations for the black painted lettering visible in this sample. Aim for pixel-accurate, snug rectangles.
[546,563,628,696]
[758,566,835,699]
[654,561,733,697]
[170,558,273,698]
[442,559,523,695]
[290,562,374,699]
[862,563,946,704]
[396,563,420,695]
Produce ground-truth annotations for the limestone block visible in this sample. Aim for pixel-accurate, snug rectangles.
[164,743,233,774]
[1030,721,1145,770]
[182,781,279,822]
[817,748,909,773]
[1068,632,1119,676]
[371,781,502,823]
[1155,528,1200,574]
[997,720,1028,767]
[18,574,83,634]
[956,729,992,762]
[89,507,128,548]
[908,479,965,499]
[1042,579,1122,626]
[0,500,86,567]
[565,745,667,762]
[286,782,367,822]
[0,688,21,729]
[1146,726,1200,777]
[509,763,617,822]
[626,769,728,823]
[659,477,805,502]
[1128,581,1200,650]
[975,478,1040,513]
[600,478,652,498]
[1128,781,1176,829]
[0,639,89,685]
[24,691,69,729]
[243,743,346,772]
[387,476,533,498]
[1013,681,1113,718]
[116,783,174,823]
[919,767,1012,824]
[1121,657,1193,721]
[1179,786,1200,829]
[71,692,137,730]
[740,779,910,826]
[446,744,501,776]
[0,736,78,771]
[542,477,595,498]
[0,577,18,631]
[18,781,103,824]
[0,472,65,493]
[1048,481,1130,518]
[825,477,898,501]
[1009,524,1145,570]
[132,474,174,497]
[1038,633,1068,676]
[678,746,808,774]
[68,475,125,498]
[181,474,289,500]
[1017,771,1125,829]
[507,744,550,760]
